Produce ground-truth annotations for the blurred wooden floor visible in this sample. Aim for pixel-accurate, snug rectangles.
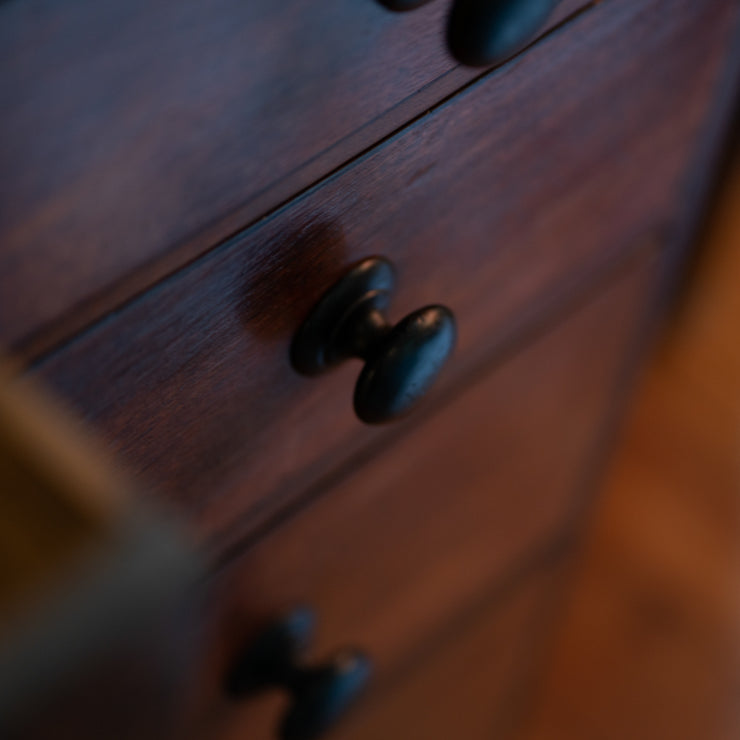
[523,145,740,740]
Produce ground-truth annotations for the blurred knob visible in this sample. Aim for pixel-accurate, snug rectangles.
[447,0,561,67]
[225,608,371,740]
[291,257,456,424]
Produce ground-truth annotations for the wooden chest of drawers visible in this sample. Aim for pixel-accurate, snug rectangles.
[2,0,738,737]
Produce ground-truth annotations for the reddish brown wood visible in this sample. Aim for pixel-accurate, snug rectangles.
[0,0,586,356]
[334,555,570,740]
[33,0,738,554]
[523,144,740,740]
[187,254,657,739]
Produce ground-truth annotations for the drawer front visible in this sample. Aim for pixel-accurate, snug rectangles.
[0,0,585,353]
[34,0,738,553]
[216,557,569,740]
[192,254,655,738]
[331,556,568,740]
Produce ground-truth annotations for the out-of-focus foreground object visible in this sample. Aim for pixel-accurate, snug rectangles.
[0,365,203,739]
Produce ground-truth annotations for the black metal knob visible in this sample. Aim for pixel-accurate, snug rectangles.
[225,608,371,740]
[291,257,456,424]
[447,0,562,67]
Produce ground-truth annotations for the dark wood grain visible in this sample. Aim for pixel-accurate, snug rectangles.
[0,0,586,356]
[186,253,657,739]
[33,0,738,553]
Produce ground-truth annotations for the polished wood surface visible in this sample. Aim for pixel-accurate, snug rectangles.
[523,127,740,740]
[185,251,657,738]
[34,0,739,554]
[3,2,739,737]
[0,0,586,357]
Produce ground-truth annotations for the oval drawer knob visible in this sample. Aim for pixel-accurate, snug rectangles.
[447,0,562,67]
[291,257,456,424]
[225,608,371,740]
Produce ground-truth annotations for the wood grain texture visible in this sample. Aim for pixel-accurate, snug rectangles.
[33,0,739,552]
[0,0,586,355]
[185,251,658,739]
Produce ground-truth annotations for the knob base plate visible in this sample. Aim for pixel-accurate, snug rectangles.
[291,258,396,376]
